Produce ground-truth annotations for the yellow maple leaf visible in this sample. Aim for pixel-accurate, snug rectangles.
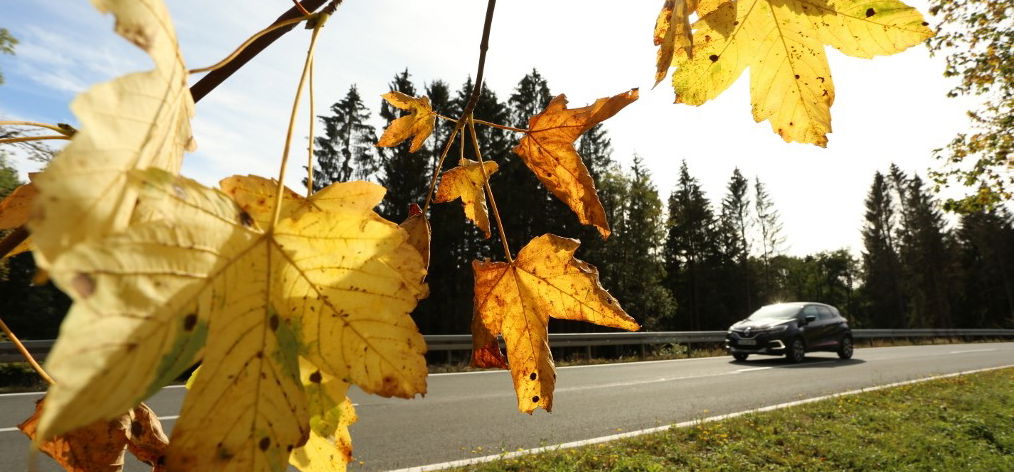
[435,158,500,239]
[20,397,168,472]
[376,92,435,153]
[513,90,638,238]
[472,234,639,413]
[400,204,431,271]
[0,182,37,258]
[672,0,933,146]
[289,358,357,472]
[29,0,195,267]
[654,0,699,86]
[38,169,427,471]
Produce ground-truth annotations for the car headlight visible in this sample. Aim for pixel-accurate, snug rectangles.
[768,324,788,334]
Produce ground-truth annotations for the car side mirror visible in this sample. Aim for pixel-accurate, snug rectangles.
[804,314,817,323]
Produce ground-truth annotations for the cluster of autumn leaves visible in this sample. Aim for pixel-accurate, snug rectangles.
[0,0,937,470]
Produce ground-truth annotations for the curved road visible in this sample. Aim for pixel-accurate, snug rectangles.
[1,343,1012,471]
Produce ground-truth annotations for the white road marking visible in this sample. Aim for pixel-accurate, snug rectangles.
[388,364,1014,472]
[0,427,17,433]
[735,367,772,373]
[950,349,996,354]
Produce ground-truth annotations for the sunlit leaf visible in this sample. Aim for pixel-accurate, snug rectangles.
[653,0,699,86]
[0,182,37,258]
[289,358,357,472]
[435,158,499,239]
[513,90,639,238]
[39,170,428,471]
[20,397,168,472]
[376,92,435,153]
[29,0,195,267]
[472,234,639,413]
[400,203,431,271]
[671,0,933,146]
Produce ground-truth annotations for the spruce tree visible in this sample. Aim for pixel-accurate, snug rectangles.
[305,85,378,192]
[664,161,721,330]
[860,171,907,327]
[718,168,753,317]
[955,208,1014,328]
[896,175,957,328]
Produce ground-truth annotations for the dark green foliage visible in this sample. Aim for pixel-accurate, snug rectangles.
[954,208,1014,328]
[0,27,15,85]
[860,172,907,328]
[305,85,378,192]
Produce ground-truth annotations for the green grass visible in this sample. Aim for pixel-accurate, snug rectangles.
[457,368,1014,472]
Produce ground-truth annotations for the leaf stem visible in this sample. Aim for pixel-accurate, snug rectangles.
[0,136,69,145]
[434,114,526,133]
[189,16,309,74]
[421,0,498,213]
[0,315,55,385]
[0,121,68,135]
[468,116,512,263]
[306,54,316,198]
[271,14,327,228]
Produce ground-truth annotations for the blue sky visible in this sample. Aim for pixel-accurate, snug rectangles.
[0,0,981,256]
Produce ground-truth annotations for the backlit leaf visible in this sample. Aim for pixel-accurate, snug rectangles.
[513,90,639,238]
[20,397,168,472]
[376,92,435,153]
[39,170,427,471]
[472,234,639,413]
[289,359,357,472]
[653,0,699,86]
[29,0,195,267]
[671,0,933,146]
[400,204,431,271]
[0,182,37,258]
[435,158,499,239]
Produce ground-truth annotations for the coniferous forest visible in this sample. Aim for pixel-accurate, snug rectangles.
[2,69,1013,338]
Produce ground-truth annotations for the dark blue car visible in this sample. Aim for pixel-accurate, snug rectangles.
[725,302,853,363]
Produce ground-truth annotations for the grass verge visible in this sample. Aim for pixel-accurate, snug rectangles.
[457,367,1014,472]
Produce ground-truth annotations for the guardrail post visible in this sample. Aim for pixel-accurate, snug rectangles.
[639,343,645,359]
[585,345,592,360]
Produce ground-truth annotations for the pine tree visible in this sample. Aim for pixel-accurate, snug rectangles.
[305,85,378,192]
[955,208,1014,328]
[718,168,753,317]
[664,161,721,330]
[753,177,785,303]
[896,175,957,328]
[860,171,907,328]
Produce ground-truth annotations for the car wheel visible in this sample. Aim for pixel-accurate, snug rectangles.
[732,352,749,361]
[837,336,854,360]
[786,338,805,363]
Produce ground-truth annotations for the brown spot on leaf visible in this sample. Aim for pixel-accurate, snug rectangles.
[183,314,197,332]
[309,371,322,384]
[258,437,270,451]
[532,395,540,403]
[529,372,537,380]
[865,8,875,17]
[269,314,279,331]
[709,54,719,62]
[239,209,254,227]
[71,273,95,298]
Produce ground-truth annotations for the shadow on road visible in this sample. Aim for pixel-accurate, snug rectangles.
[729,356,866,369]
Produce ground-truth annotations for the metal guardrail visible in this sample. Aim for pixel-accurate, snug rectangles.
[4,329,1013,363]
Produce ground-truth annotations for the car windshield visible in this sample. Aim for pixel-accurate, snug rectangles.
[747,304,800,321]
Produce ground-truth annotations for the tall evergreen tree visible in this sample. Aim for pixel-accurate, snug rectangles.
[896,174,957,328]
[665,161,720,330]
[955,208,1014,328]
[305,85,378,192]
[860,171,907,328]
[718,168,753,315]
[753,177,785,304]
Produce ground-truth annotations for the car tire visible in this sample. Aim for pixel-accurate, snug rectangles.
[786,338,805,363]
[732,352,749,361]
[837,336,854,360]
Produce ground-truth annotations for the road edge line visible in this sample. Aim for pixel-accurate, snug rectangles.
[388,364,1014,472]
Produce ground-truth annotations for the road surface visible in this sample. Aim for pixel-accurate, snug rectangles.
[1,343,1011,471]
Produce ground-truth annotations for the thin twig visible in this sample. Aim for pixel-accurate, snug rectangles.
[0,315,55,385]
[190,0,329,102]
[0,136,69,145]
[422,0,498,212]
[468,116,512,262]
[434,114,526,133]
[306,54,316,198]
[271,15,327,227]
[189,17,308,74]
[0,121,67,135]
[292,0,312,16]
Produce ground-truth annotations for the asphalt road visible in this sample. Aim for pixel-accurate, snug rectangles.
[2,342,1012,471]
